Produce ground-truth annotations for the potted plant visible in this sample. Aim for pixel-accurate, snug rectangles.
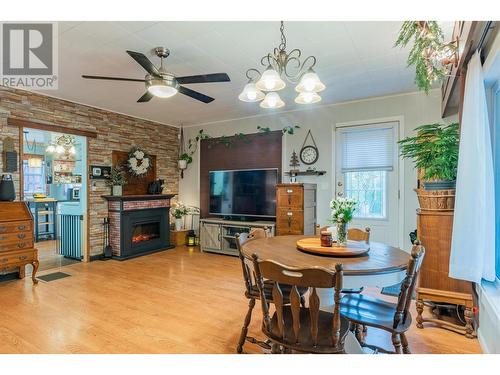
[398,122,459,190]
[171,202,190,231]
[330,197,357,246]
[178,153,192,170]
[106,167,127,196]
[398,122,459,210]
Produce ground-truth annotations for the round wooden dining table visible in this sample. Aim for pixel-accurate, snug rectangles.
[240,235,410,289]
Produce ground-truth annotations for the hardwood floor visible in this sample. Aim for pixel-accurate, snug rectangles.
[35,240,80,271]
[0,246,481,354]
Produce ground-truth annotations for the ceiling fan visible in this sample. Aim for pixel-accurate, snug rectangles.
[81,47,230,104]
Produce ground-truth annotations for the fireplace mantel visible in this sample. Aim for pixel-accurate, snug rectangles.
[102,194,176,201]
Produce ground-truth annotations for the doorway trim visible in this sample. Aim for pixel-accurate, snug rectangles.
[13,118,95,262]
[332,115,405,249]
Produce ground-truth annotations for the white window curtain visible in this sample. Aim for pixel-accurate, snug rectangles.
[340,125,395,172]
[450,51,496,283]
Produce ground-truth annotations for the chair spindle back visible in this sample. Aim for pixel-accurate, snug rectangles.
[252,254,344,348]
[393,241,426,328]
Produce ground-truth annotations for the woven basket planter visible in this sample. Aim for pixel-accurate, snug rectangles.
[414,188,455,211]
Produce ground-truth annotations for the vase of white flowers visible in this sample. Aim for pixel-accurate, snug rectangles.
[330,197,357,246]
[171,202,190,231]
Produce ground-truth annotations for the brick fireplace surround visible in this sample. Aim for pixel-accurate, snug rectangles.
[103,194,175,259]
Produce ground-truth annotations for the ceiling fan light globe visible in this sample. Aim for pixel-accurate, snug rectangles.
[55,145,65,154]
[260,92,285,109]
[147,85,178,98]
[256,68,285,92]
[238,82,265,102]
[295,91,321,104]
[296,71,325,93]
[46,145,55,153]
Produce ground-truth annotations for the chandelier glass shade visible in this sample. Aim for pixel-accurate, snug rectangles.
[239,21,325,108]
[238,81,265,102]
[255,66,286,91]
[294,91,322,104]
[295,69,325,93]
[260,92,285,109]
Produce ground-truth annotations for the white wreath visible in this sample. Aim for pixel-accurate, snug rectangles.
[127,148,151,176]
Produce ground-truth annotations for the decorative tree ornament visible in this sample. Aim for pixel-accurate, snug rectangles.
[127,146,152,177]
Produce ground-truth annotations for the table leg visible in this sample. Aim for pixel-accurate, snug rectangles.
[464,307,474,339]
[416,299,424,329]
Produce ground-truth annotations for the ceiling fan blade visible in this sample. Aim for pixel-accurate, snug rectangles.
[82,75,145,82]
[126,50,160,76]
[137,92,153,103]
[176,73,230,84]
[178,86,215,103]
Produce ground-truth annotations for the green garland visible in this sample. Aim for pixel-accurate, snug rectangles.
[179,125,300,166]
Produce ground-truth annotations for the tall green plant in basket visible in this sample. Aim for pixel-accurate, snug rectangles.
[398,122,459,190]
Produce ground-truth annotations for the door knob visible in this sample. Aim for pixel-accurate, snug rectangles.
[337,191,343,197]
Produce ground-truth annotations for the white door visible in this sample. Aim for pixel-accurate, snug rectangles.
[335,121,400,247]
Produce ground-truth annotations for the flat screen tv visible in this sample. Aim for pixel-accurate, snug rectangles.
[209,168,278,218]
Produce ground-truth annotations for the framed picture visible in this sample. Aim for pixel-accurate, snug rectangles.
[90,165,111,179]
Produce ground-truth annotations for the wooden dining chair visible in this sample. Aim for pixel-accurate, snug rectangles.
[315,224,371,243]
[252,254,349,354]
[347,227,371,243]
[234,229,307,353]
[339,241,426,354]
[315,224,370,295]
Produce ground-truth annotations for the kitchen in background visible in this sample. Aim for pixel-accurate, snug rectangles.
[22,128,87,271]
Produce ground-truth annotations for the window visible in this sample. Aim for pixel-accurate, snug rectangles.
[22,159,45,199]
[345,170,387,218]
[339,125,395,220]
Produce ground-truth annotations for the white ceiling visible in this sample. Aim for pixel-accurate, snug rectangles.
[36,21,454,126]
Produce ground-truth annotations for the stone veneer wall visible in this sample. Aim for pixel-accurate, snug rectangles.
[0,87,179,257]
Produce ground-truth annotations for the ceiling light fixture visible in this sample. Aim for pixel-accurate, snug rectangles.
[239,21,325,108]
[146,75,179,98]
[46,135,76,155]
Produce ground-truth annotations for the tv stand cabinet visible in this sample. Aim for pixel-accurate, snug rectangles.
[199,218,275,256]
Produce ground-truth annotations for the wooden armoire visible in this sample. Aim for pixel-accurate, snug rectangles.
[416,209,475,338]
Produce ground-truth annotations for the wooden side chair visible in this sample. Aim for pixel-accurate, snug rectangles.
[235,229,307,353]
[252,254,349,354]
[339,241,426,354]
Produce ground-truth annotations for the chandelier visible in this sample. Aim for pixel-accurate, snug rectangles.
[239,21,325,109]
[46,134,76,155]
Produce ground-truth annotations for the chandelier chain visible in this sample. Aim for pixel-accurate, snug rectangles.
[278,21,286,51]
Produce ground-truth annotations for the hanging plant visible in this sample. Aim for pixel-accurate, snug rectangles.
[127,146,152,177]
[395,21,457,93]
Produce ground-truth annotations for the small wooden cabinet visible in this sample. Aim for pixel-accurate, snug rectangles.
[0,202,39,284]
[275,183,317,236]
